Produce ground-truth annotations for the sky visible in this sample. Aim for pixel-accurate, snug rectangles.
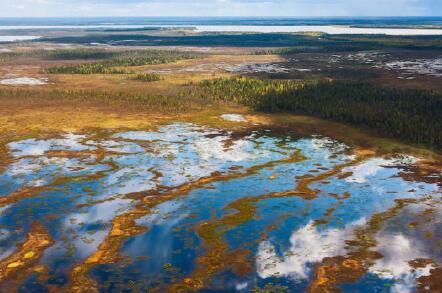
[0,0,440,17]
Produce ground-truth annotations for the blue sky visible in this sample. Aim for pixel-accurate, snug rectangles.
[0,0,440,17]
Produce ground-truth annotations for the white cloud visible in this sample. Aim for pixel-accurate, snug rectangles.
[256,220,438,292]
[343,158,393,184]
[193,136,255,162]
[256,219,366,280]
[369,233,435,293]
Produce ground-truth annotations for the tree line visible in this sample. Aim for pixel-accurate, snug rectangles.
[197,77,442,149]
[44,50,201,74]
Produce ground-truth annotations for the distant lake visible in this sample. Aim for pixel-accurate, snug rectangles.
[1,24,442,36]
[193,25,442,35]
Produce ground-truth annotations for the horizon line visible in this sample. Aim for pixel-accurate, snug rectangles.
[1,16,442,18]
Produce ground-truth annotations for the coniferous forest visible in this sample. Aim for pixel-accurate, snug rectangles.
[198,77,442,148]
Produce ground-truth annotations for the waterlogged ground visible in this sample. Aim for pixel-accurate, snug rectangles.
[0,121,440,292]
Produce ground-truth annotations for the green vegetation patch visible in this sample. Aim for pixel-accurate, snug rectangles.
[102,50,200,67]
[45,49,118,60]
[45,63,132,74]
[44,50,201,74]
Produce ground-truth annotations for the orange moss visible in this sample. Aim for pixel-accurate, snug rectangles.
[417,267,442,292]
[0,223,53,284]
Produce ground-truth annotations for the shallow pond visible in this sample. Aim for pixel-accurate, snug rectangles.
[0,36,40,42]
[0,77,48,86]
[0,122,440,292]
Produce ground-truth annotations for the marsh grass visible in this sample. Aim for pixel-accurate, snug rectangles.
[130,73,162,82]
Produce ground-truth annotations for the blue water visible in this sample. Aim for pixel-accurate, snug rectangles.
[0,122,439,292]
[0,17,441,27]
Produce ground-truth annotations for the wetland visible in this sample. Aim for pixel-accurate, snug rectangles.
[0,17,441,292]
[1,121,440,292]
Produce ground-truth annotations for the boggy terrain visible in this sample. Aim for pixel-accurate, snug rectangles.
[0,113,441,292]
[0,27,441,292]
